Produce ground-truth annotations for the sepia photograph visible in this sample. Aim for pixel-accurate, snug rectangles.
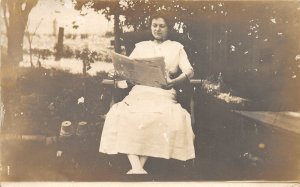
[0,0,300,184]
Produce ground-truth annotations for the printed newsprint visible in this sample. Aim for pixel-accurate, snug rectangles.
[111,51,167,87]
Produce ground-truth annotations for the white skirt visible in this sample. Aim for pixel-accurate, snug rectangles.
[99,85,195,161]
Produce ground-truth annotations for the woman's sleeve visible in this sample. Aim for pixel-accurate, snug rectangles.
[178,48,194,79]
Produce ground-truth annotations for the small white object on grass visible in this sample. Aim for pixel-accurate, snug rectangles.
[77,96,84,104]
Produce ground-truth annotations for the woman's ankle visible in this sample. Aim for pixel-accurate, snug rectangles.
[127,154,143,170]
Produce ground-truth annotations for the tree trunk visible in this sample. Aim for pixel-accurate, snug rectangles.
[6,1,26,64]
[7,18,26,64]
[114,12,122,53]
[1,0,38,131]
[5,0,38,65]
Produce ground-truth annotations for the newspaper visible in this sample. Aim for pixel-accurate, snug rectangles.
[111,51,167,87]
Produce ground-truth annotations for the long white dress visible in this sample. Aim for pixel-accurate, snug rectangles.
[99,40,195,161]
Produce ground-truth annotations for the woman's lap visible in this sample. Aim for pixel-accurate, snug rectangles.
[99,85,195,161]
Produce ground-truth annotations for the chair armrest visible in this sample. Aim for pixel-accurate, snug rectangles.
[101,79,203,85]
[101,79,114,85]
[190,79,203,85]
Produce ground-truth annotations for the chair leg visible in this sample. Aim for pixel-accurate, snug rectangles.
[190,92,195,127]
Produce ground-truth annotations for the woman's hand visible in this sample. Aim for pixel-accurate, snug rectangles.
[161,71,191,89]
[165,73,175,89]
[161,72,175,89]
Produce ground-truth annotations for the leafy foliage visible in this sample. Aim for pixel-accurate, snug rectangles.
[76,48,97,73]
[73,0,300,102]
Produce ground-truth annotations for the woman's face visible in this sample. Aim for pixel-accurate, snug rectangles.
[151,18,168,41]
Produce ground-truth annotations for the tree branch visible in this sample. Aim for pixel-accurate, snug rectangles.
[17,0,38,31]
[29,18,43,43]
[7,0,14,18]
[1,0,9,33]
[22,0,39,17]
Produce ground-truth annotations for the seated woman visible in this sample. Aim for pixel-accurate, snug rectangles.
[99,12,195,174]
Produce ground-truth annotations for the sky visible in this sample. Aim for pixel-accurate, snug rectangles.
[27,0,113,34]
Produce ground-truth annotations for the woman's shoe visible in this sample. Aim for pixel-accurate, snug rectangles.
[126,169,148,174]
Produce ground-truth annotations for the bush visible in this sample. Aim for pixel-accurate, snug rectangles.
[103,31,114,38]
[3,67,110,135]
[80,34,88,39]
[65,34,77,40]
[62,45,74,58]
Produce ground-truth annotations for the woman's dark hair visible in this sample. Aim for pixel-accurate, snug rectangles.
[149,11,173,30]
